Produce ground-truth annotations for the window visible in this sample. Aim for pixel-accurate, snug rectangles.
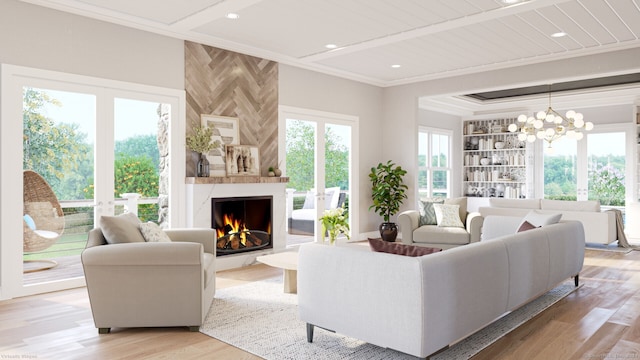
[418,127,452,198]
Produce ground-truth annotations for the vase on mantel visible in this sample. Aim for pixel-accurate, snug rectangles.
[196,153,210,177]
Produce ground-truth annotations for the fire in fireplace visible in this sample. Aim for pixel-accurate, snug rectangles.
[212,196,273,256]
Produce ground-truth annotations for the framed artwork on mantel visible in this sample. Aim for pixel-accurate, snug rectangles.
[225,145,260,176]
[201,114,239,176]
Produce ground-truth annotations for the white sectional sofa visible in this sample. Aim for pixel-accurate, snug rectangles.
[298,219,585,358]
[478,198,616,245]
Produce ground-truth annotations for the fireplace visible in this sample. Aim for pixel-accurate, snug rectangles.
[212,196,273,256]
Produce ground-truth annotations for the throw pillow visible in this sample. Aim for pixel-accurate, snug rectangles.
[100,212,145,244]
[302,190,315,209]
[517,220,538,232]
[139,222,172,242]
[23,214,36,230]
[418,199,444,226]
[368,238,441,257]
[520,209,562,228]
[434,204,465,228]
[444,197,468,224]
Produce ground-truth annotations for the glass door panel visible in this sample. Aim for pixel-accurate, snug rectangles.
[113,98,167,224]
[543,131,625,205]
[22,87,96,283]
[587,132,625,206]
[285,119,318,241]
[543,137,578,200]
[325,123,351,239]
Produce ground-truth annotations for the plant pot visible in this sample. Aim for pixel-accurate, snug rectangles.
[379,222,398,242]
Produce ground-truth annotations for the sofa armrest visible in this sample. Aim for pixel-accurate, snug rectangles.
[164,228,215,255]
[397,210,419,244]
[466,212,484,243]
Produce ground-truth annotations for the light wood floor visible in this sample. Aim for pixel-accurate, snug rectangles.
[1,248,639,359]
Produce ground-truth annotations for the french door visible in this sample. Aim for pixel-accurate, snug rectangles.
[0,65,185,299]
[279,106,359,243]
[542,125,630,205]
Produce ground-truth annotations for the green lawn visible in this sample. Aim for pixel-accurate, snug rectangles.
[24,232,88,260]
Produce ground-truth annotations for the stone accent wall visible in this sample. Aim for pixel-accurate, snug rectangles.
[157,104,170,227]
[184,41,279,177]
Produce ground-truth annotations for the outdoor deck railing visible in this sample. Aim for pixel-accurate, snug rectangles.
[24,195,159,260]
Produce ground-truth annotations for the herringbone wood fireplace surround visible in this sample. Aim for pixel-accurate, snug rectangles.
[184,41,279,178]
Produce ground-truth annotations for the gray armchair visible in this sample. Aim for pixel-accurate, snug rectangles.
[398,197,483,250]
[82,227,216,333]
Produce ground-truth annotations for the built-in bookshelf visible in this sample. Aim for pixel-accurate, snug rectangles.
[463,118,530,199]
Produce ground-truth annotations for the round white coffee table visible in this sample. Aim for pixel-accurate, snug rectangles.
[256,251,298,293]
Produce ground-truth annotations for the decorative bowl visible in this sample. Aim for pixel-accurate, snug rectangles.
[480,158,490,166]
[494,141,505,149]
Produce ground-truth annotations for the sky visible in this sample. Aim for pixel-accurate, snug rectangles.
[550,132,626,157]
[40,88,160,143]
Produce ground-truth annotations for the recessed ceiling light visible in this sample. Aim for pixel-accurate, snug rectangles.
[325,44,338,49]
[226,13,240,20]
[502,0,521,4]
[551,31,567,38]
[391,64,401,68]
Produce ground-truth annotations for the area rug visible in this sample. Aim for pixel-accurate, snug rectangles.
[200,278,579,360]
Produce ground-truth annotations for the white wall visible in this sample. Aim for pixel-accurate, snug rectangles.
[279,64,384,234]
[0,0,184,89]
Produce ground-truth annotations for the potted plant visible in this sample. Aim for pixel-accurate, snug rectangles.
[186,121,220,177]
[368,160,408,242]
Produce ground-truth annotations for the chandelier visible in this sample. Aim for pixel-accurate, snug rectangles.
[508,90,594,148]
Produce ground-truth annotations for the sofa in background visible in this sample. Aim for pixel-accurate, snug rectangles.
[288,187,345,235]
[82,215,216,333]
[397,197,483,250]
[298,219,584,358]
[478,198,616,245]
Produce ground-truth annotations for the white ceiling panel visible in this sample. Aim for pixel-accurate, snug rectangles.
[580,0,635,42]
[556,1,618,45]
[538,5,596,48]
[610,0,640,36]
[21,0,640,86]
[76,0,225,25]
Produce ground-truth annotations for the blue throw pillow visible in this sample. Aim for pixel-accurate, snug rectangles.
[23,214,36,230]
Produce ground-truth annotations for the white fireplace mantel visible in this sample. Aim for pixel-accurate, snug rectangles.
[185,177,289,271]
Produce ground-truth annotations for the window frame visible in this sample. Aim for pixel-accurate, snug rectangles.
[417,126,452,199]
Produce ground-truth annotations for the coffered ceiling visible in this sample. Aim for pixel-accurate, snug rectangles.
[22,0,640,89]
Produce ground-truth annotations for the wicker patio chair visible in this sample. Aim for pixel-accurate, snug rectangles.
[23,170,65,271]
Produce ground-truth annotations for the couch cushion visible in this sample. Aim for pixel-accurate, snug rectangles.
[434,204,464,228]
[520,210,562,228]
[302,190,315,209]
[325,187,341,209]
[139,222,172,242]
[540,199,600,212]
[418,199,444,226]
[368,238,441,257]
[413,225,470,245]
[23,214,36,230]
[99,212,145,244]
[489,198,541,209]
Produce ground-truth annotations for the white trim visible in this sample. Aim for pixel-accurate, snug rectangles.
[0,64,185,299]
